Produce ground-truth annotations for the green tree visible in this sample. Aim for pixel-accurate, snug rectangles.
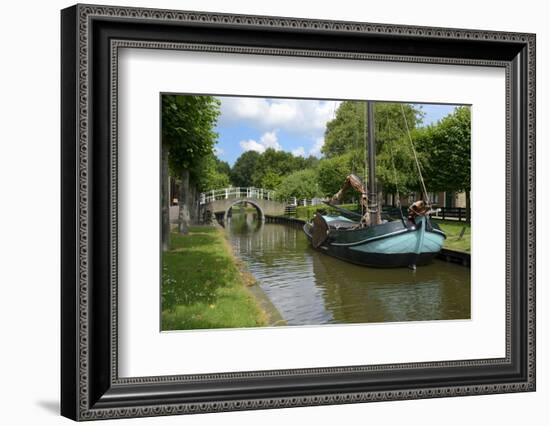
[323,101,364,158]
[275,169,322,201]
[162,95,220,237]
[316,153,355,197]
[251,149,300,187]
[292,154,320,171]
[205,168,231,190]
[231,151,261,187]
[322,101,422,196]
[259,170,283,190]
[231,149,317,189]
[415,106,471,220]
[303,155,321,169]
[214,157,231,177]
[192,153,231,192]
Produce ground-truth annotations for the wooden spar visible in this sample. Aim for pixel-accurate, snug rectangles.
[367,101,378,225]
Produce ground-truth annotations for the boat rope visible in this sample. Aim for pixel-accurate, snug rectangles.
[400,104,430,204]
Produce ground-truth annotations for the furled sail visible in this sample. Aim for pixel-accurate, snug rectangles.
[328,174,377,226]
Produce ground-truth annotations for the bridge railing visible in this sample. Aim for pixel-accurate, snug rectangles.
[287,197,326,207]
[199,187,276,205]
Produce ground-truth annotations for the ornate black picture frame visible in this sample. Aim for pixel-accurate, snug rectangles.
[61,3,535,421]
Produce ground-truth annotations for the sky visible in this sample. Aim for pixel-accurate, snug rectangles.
[213,97,460,165]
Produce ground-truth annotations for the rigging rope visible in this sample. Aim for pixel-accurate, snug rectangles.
[400,104,430,204]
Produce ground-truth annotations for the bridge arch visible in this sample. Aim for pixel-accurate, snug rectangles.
[199,188,285,222]
[224,199,265,222]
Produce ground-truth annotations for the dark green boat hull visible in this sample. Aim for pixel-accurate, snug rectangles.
[303,216,445,268]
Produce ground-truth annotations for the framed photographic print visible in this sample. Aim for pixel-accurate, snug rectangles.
[61,4,536,421]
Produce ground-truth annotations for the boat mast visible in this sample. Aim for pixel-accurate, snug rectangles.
[366,101,378,225]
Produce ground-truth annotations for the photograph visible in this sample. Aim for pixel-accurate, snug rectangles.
[160,95,472,331]
[57,2,535,421]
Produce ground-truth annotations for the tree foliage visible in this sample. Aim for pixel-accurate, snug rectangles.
[323,102,420,156]
[161,95,221,173]
[275,169,322,201]
[191,154,231,191]
[252,149,299,188]
[258,170,283,190]
[323,101,423,194]
[230,149,318,189]
[161,94,221,234]
[231,150,262,187]
[414,106,471,193]
[214,158,231,177]
[316,153,355,197]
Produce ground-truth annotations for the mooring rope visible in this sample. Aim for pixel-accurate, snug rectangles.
[400,104,429,203]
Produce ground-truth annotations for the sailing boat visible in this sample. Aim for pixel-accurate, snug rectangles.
[303,102,445,268]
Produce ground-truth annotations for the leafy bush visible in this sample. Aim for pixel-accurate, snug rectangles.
[275,169,322,201]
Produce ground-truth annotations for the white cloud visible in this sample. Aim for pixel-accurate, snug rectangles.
[259,130,281,150]
[309,137,325,157]
[292,146,306,157]
[239,139,265,153]
[219,97,341,136]
[214,146,224,156]
[239,130,282,153]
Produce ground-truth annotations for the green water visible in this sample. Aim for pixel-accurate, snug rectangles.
[226,212,471,326]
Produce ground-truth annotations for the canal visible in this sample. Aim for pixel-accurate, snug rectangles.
[226,211,471,326]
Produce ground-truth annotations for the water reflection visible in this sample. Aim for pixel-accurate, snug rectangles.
[226,212,471,326]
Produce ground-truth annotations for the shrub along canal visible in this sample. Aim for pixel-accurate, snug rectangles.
[226,211,471,326]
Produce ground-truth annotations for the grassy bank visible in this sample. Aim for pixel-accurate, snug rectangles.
[161,226,267,331]
[434,220,471,253]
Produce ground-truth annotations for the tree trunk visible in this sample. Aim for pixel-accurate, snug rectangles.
[465,189,471,224]
[161,147,170,251]
[189,184,197,224]
[178,169,190,234]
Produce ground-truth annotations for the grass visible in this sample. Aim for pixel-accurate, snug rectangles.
[434,219,471,253]
[161,226,267,331]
